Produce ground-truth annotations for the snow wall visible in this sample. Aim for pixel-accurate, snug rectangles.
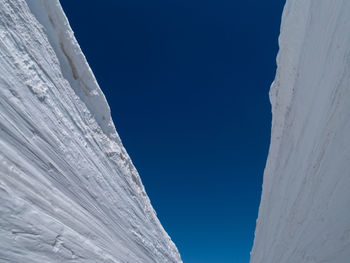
[251,0,350,262]
[0,1,182,262]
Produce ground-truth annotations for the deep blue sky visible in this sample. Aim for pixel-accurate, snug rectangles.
[60,1,285,262]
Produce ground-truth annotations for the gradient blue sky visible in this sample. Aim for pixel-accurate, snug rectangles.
[60,1,285,262]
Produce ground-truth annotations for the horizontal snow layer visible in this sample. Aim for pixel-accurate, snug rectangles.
[0,0,181,262]
[251,0,350,262]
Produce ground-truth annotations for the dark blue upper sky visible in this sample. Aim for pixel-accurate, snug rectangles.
[60,1,285,262]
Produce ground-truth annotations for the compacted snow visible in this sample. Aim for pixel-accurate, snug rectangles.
[251,0,350,262]
[0,1,181,262]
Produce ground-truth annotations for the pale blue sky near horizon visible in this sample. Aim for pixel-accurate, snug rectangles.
[60,1,285,262]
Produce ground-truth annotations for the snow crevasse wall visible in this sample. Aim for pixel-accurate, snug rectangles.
[251,0,350,262]
[0,0,182,262]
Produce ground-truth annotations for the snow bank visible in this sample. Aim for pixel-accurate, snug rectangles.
[0,0,181,262]
[251,0,350,262]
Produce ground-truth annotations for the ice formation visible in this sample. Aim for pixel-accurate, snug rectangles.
[251,0,350,262]
[0,0,181,262]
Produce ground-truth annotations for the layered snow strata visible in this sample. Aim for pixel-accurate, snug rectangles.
[0,0,181,262]
[251,0,350,262]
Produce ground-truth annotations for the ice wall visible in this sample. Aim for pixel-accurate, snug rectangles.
[251,0,350,262]
[0,0,181,262]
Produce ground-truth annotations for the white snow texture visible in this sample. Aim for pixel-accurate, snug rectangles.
[0,1,181,262]
[251,0,350,262]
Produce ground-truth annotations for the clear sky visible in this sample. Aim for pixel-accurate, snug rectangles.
[60,1,285,262]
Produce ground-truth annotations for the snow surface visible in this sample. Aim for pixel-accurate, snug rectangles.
[0,1,181,262]
[251,0,350,262]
